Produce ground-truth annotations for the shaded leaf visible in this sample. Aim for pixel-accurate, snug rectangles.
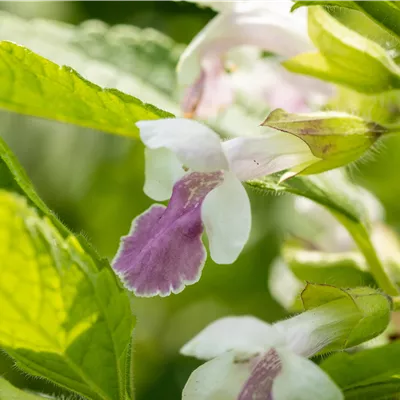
[321,342,400,399]
[283,244,375,287]
[0,378,45,400]
[247,171,399,295]
[0,190,135,400]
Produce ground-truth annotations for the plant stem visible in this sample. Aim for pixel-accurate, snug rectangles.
[334,213,399,296]
[392,296,400,311]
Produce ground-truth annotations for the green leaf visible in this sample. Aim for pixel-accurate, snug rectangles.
[301,283,391,349]
[0,190,135,400]
[321,342,400,399]
[283,244,375,287]
[247,171,400,295]
[284,7,400,93]
[292,1,400,41]
[0,40,172,139]
[0,378,45,400]
[291,1,357,12]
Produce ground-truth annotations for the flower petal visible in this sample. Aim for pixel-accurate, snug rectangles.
[222,133,319,181]
[181,316,282,360]
[238,348,283,400]
[238,349,343,400]
[202,171,251,264]
[112,172,223,297]
[272,350,343,400]
[137,118,229,172]
[182,352,251,400]
[177,4,312,87]
[181,59,234,119]
[144,147,185,201]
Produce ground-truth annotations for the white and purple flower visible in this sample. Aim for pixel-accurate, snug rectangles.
[181,309,347,400]
[112,118,320,297]
[178,0,333,119]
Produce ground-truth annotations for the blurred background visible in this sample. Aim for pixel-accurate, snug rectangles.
[0,2,399,399]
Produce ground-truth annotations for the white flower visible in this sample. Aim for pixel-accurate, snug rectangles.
[181,311,347,400]
[178,0,333,118]
[112,118,319,296]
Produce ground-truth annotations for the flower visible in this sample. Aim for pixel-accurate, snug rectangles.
[178,0,333,119]
[180,309,349,400]
[112,118,319,297]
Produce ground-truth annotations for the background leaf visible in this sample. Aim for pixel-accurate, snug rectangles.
[284,6,400,93]
[0,190,135,400]
[0,40,172,139]
[321,342,400,399]
[292,1,400,41]
[247,171,399,295]
[0,378,45,400]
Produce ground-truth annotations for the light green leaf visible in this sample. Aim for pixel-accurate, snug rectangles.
[284,7,400,93]
[291,1,357,12]
[0,40,172,139]
[301,283,391,349]
[0,378,45,400]
[283,244,375,287]
[0,190,135,400]
[321,342,400,399]
[247,171,400,295]
[292,1,400,41]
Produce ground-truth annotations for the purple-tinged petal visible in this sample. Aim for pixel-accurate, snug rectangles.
[238,348,282,400]
[181,59,234,119]
[112,172,223,297]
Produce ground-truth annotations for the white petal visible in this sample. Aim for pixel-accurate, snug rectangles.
[273,350,343,400]
[177,4,312,87]
[222,133,319,181]
[144,148,185,201]
[202,171,251,264]
[182,352,251,400]
[181,316,282,360]
[137,118,228,172]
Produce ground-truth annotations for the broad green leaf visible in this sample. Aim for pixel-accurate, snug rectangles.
[0,378,45,400]
[247,171,400,295]
[321,342,400,399]
[284,7,400,93]
[283,244,375,287]
[0,190,135,400]
[301,283,391,349]
[292,1,400,41]
[0,40,172,139]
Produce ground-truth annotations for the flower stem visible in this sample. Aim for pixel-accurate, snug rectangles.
[392,296,400,311]
[334,213,399,296]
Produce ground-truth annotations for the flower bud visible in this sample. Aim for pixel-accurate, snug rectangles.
[300,283,391,351]
[262,109,386,175]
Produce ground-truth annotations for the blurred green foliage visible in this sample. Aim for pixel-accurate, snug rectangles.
[0,2,399,400]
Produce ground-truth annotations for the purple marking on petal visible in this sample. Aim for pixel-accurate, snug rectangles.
[238,348,283,400]
[113,171,224,297]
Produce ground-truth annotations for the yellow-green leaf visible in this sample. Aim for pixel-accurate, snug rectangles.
[0,190,135,400]
[0,41,172,139]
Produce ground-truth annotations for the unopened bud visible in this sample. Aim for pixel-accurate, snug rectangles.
[262,109,386,175]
